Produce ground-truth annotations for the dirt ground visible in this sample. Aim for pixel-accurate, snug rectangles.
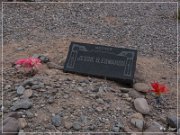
[1,37,177,133]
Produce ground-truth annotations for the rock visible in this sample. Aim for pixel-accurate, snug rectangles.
[1,117,19,134]
[122,93,129,98]
[51,115,61,127]
[7,112,23,119]
[88,124,95,130]
[64,121,73,129]
[25,111,34,118]
[112,126,120,132]
[111,122,124,132]
[133,83,149,93]
[32,54,49,63]
[23,89,33,98]
[130,113,143,120]
[16,47,24,51]
[47,96,55,104]
[96,98,104,104]
[10,99,33,111]
[80,115,87,124]
[167,115,180,128]
[131,118,144,130]
[4,84,11,90]
[134,98,150,114]
[47,62,63,70]
[120,88,130,93]
[17,86,25,95]
[22,78,35,87]
[63,94,69,99]
[129,89,144,99]
[31,82,44,90]
[144,121,163,133]
[73,122,81,131]
[92,88,99,92]
[18,118,27,129]
[96,106,103,112]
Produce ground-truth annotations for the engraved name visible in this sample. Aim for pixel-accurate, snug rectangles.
[77,55,126,66]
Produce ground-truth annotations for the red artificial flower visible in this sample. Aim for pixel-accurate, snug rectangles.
[15,57,41,71]
[150,82,168,96]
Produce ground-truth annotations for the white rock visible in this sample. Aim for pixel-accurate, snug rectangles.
[134,98,150,114]
[133,83,149,93]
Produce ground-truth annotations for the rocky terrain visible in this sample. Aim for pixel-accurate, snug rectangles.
[1,1,179,135]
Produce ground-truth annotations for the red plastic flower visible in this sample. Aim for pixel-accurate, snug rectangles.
[150,82,168,96]
[15,57,41,72]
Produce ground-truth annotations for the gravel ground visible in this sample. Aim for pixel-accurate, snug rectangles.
[3,3,177,63]
[1,1,179,134]
[2,0,178,2]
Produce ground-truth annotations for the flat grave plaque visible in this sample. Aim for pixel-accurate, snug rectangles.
[64,42,137,86]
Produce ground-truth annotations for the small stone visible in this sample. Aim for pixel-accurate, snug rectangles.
[63,94,69,99]
[47,96,55,104]
[22,78,34,87]
[13,97,18,101]
[23,89,33,98]
[18,118,27,129]
[17,86,25,95]
[96,98,104,104]
[122,93,129,98]
[77,87,83,93]
[131,118,144,130]
[25,111,34,118]
[130,113,143,120]
[88,124,95,130]
[4,85,11,90]
[167,115,180,128]
[111,121,123,132]
[1,117,19,133]
[120,88,130,93]
[64,121,73,129]
[10,99,33,111]
[16,47,24,51]
[51,115,61,127]
[144,121,163,132]
[134,98,150,114]
[80,115,87,124]
[7,112,23,119]
[73,122,81,131]
[112,126,120,132]
[129,89,144,99]
[96,106,103,112]
[32,54,49,63]
[133,83,149,93]
[31,83,44,90]
[92,88,99,92]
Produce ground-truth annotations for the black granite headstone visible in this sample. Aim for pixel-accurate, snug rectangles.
[64,42,137,86]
